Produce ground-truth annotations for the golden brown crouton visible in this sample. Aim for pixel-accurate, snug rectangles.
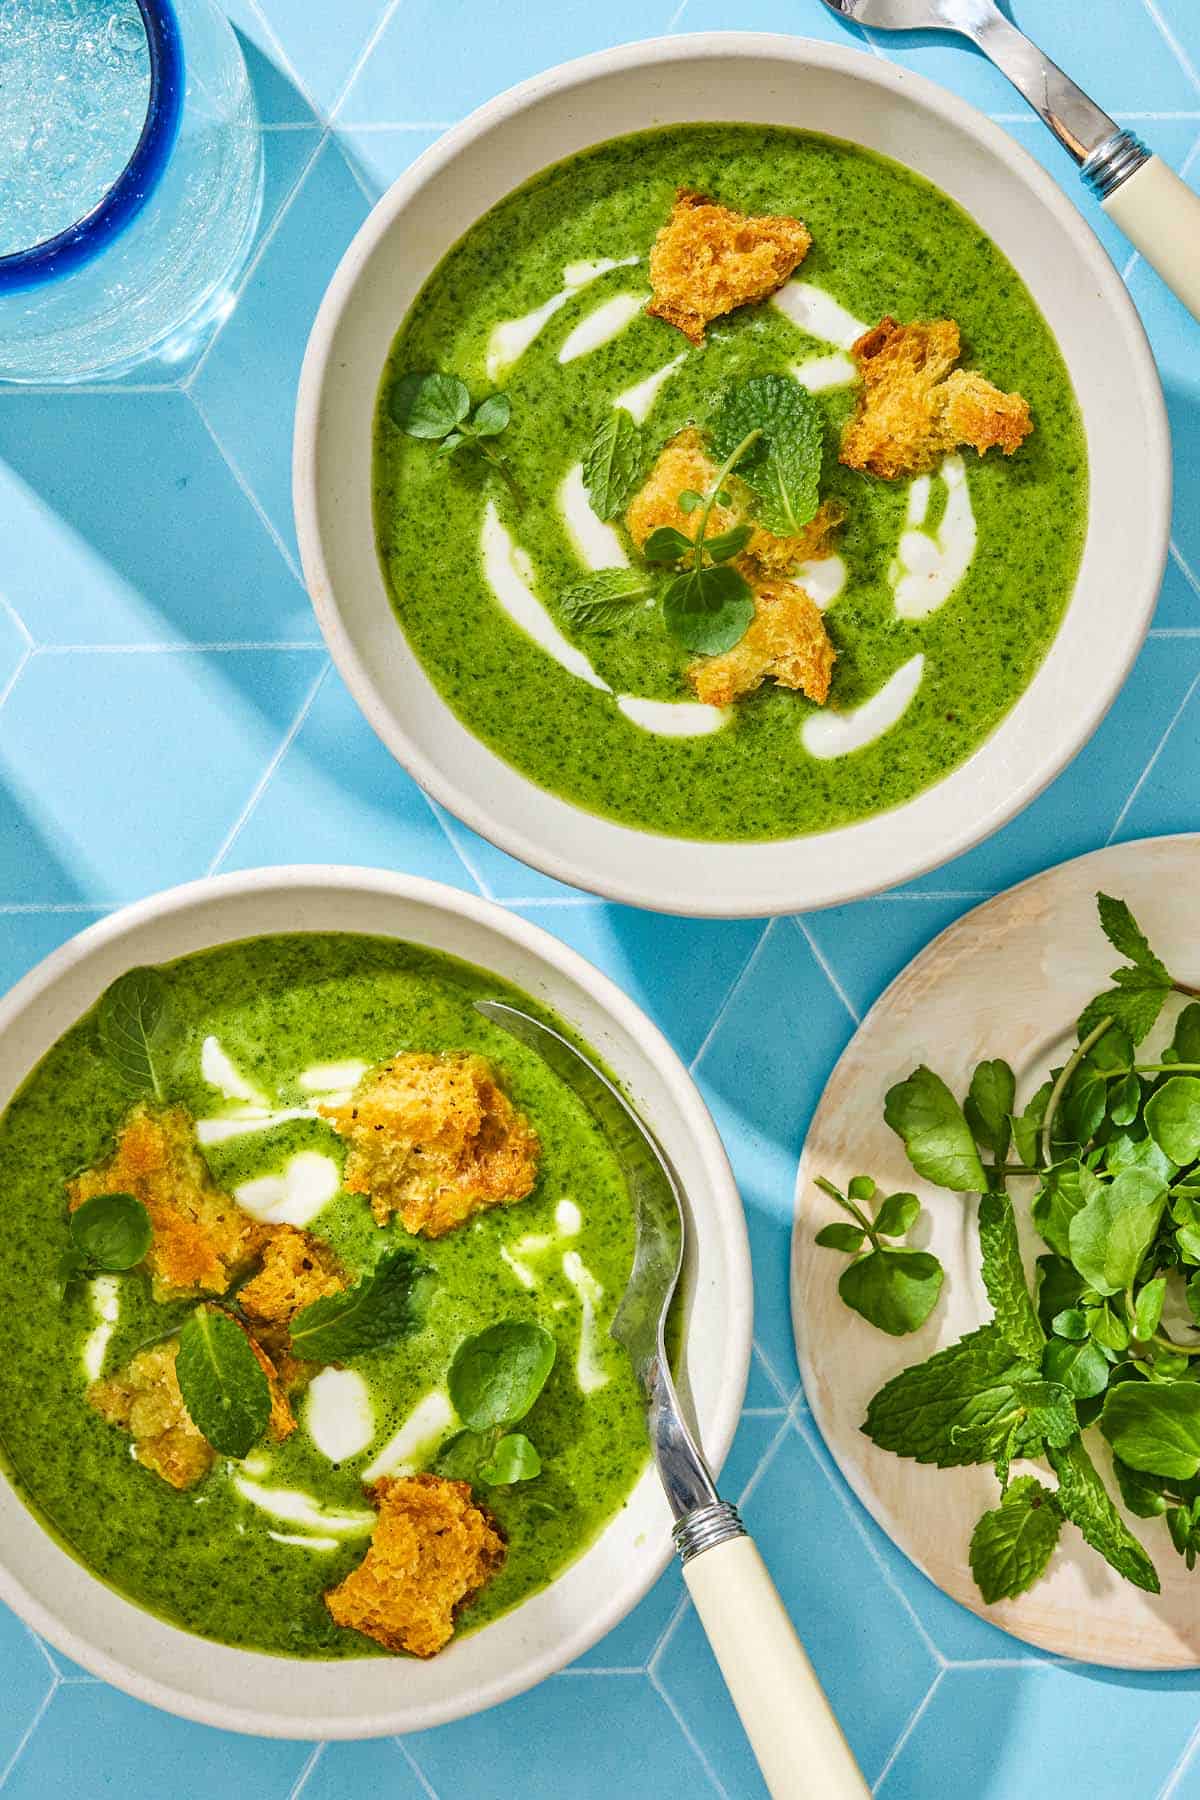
[238,1226,347,1391]
[69,1104,264,1302]
[744,499,847,578]
[244,1325,298,1443]
[688,575,836,708]
[88,1340,216,1491]
[324,1473,505,1658]
[840,316,1033,479]
[647,190,812,345]
[321,1052,540,1238]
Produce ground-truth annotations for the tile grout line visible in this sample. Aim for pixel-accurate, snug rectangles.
[666,0,690,30]
[33,641,323,655]
[242,0,329,124]
[504,895,606,909]
[206,659,331,875]
[647,1665,732,1800]
[326,0,408,124]
[750,1338,793,1409]
[791,914,861,1026]
[0,1673,59,1794]
[1141,0,1200,97]
[285,1741,325,1800]
[734,1413,794,1512]
[333,121,459,132]
[871,1668,944,1795]
[688,919,774,1072]
[187,386,308,587]
[0,644,32,714]
[0,903,119,915]
[1106,666,1200,844]
[395,1737,441,1799]
[419,797,496,900]
[0,590,34,647]
[1170,538,1200,598]
[1157,1714,1200,1800]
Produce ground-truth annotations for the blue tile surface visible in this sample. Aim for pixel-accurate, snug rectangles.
[2,2,1200,1796]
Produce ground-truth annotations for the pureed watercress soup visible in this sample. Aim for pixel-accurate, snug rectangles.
[372,124,1088,841]
[0,934,647,1658]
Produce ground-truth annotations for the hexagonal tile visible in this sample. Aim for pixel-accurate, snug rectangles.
[0,1609,56,1779]
[294,1738,428,1798]
[0,394,313,645]
[1154,549,1200,631]
[335,125,449,200]
[250,0,395,120]
[800,893,979,1025]
[1110,661,1200,844]
[0,911,106,1001]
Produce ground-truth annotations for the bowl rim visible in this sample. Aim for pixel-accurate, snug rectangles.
[0,864,752,1736]
[293,31,1170,917]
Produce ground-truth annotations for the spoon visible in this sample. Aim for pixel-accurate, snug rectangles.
[819,0,1200,321]
[476,999,868,1800]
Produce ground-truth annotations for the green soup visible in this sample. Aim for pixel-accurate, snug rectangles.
[0,935,648,1657]
[373,123,1087,841]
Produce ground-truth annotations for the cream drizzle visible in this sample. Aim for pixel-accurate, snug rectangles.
[486,257,639,380]
[561,1251,609,1394]
[82,1275,119,1382]
[614,352,687,422]
[801,654,926,760]
[771,281,867,350]
[362,1390,456,1482]
[558,291,647,364]
[559,463,628,569]
[797,555,847,611]
[232,1477,375,1536]
[790,352,857,392]
[891,457,976,621]
[233,1150,340,1227]
[305,1368,375,1463]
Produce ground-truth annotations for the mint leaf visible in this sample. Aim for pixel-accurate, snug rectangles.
[710,374,823,534]
[1100,1381,1200,1481]
[1078,973,1170,1047]
[1047,1436,1160,1591]
[838,1248,943,1337]
[1067,1167,1167,1297]
[1145,1076,1200,1165]
[175,1308,272,1459]
[862,1325,1039,1467]
[979,1184,1044,1363]
[288,1247,425,1362]
[582,410,643,521]
[389,371,471,439]
[969,1476,1061,1602]
[1015,1379,1078,1448]
[661,563,755,655]
[965,1060,1015,1159]
[97,967,176,1100]
[559,569,654,633]
[1097,893,1170,981]
[884,1066,987,1193]
[449,1320,557,1432]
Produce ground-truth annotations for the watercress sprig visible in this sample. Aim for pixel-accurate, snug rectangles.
[814,1174,943,1335]
[58,1191,152,1292]
[389,371,523,504]
[437,1319,556,1490]
[643,429,760,655]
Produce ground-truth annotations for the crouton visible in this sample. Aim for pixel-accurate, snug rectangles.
[647,190,812,344]
[688,574,836,708]
[244,1325,298,1443]
[88,1340,215,1491]
[324,1473,505,1657]
[745,498,847,578]
[238,1226,347,1391]
[840,316,1033,479]
[69,1104,263,1302]
[321,1052,540,1238]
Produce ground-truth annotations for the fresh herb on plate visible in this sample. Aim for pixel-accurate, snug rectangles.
[288,1246,426,1362]
[97,967,179,1101]
[389,371,522,504]
[582,410,644,521]
[820,891,1200,1604]
[438,1319,556,1489]
[643,430,760,656]
[814,1174,943,1335]
[709,372,824,535]
[175,1306,272,1460]
[58,1190,152,1292]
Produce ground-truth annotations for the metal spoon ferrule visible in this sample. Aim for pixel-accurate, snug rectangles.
[1081,130,1152,200]
[673,1499,747,1565]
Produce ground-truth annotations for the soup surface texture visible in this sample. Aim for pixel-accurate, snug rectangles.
[373,124,1088,841]
[0,934,646,1656]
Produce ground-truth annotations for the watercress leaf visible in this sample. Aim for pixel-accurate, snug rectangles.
[873,1192,920,1238]
[1177,1226,1200,1266]
[288,1248,425,1361]
[558,569,654,633]
[97,967,174,1099]
[1134,1275,1168,1341]
[1078,978,1170,1048]
[979,1183,1044,1362]
[837,1248,943,1336]
[434,1429,488,1481]
[1113,1454,1170,1518]
[1036,1254,1093,1334]
[643,525,696,564]
[1101,1380,1200,1480]
[175,1308,271,1459]
[1097,893,1171,981]
[815,1222,866,1252]
[661,564,755,656]
[1012,1081,1051,1168]
[1067,1167,1167,1296]
[703,522,754,563]
[1090,1303,1131,1355]
[1062,1055,1109,1147]
[1015,1379,1078,1449]
[964,1060,1016,1158]
[478,1432,541,1485]
[68,1191,152,1272]
[449,1319,557,1431]
[1032,1159,1104,1260]
[1105,1131,1176,1182]
[848,1175,877,1204]
[1187,1270,1200,1325]
[710,373,823,534]
[1042,1336,1110,1399]
[1046,1436,1160,1592]
[862,1325,1041,1467]
[471,393,511,438]
[582,409,643,521]
[1145,1076,1200,1165]
[677,489,704,514]
[1109,1072,1142,1129]
[1052,1308,1090,1341]
[1172,1003,1200,1065]
[1090,1025,1134,1075]
[389,371,471,439]
[883,1065,987,1193]
[969,1476,1061,1603]
[56,1246,86,1293]
[434,432,465,457]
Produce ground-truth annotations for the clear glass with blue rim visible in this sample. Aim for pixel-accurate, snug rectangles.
[0,0,263,382]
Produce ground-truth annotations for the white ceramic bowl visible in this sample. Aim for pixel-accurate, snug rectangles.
[0,867,750,1736]
[294,33,1169,918]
